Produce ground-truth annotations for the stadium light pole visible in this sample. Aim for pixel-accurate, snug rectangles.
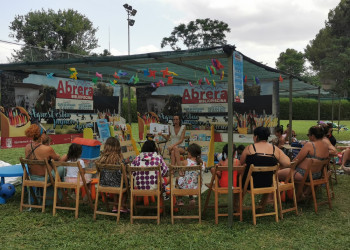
[123,3,137,125]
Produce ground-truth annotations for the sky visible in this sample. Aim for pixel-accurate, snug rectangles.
[0,0,341,67]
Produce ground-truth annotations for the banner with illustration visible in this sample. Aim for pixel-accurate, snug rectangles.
[0,73,120,148]
[233,51,244,103]
[136,83,275,136]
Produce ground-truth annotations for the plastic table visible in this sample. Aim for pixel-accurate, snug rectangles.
[0,164,23,185]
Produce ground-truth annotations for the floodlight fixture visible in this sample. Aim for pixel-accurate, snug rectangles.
[131,9,137,16]
[128,19,135,26]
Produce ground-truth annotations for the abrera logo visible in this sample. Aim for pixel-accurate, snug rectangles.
[182,89,227,104]
[56,80,93,100]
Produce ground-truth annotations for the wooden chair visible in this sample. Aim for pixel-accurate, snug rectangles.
[243,164,279,225]
[128,165,163,224]
[202,165,245,224]
[295,159,332,213]
[51,161,93,218]
[93,163,128,223]
[329,157,338,184]
[19,157,54,212]
[277,161,298,219]
[169,164,202,224]
[328,157,337,198]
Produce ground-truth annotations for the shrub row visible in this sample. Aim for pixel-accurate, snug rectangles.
[121,97,350,122]
[280,98,350,120]
[121,99,138,123]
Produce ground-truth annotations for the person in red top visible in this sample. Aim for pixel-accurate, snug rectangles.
[211,144,240,187]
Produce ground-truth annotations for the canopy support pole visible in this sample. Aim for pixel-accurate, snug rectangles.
[331,94,334,124]
[272,80,279,126]
[338,98,341,134]
[119,86,123,117]
[227,50,234,228]
[317,87,321,123]
[128,85,132,125]
[288,77,293,145]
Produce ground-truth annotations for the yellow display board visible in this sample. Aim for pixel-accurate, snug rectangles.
[114,124,139,161]
[184,125,215,168]
[0,106,31,137]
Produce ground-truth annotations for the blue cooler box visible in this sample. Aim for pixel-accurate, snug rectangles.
[81,145,100,159]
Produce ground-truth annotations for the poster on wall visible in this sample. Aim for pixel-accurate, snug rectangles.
[233,51,244,103]
[137,82,275,135]
[0,73,121,148]
[96,119,111,143]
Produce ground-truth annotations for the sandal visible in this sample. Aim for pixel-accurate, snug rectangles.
[177,200,184,206]
[189,199,196,206]
[120,208,130,213]
[112,206,118,213]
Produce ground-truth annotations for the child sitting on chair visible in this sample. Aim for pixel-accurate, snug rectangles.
[96,137,128,213]
[211,144,240,187]
[64,143,92,184]
[177,143,202,206]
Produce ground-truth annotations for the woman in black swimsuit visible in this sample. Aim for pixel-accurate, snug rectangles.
[240,127,290,189]
[278,125,329,182]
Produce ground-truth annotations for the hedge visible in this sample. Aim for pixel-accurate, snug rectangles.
[280,98,350,120]
[121,97,350,122]
[121,99,138,123]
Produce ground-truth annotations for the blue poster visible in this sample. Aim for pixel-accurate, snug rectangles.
[233,51,244,103]
[96,119,111,143]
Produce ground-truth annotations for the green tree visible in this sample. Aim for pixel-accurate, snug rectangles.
[94,83,113,96]
[304,0,350,97]
[161,18,231,50]
[9,9,99,61]
[275,48,305,76]
[91,49,111,57]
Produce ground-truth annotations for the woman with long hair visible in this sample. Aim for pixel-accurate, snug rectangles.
[279,125,329,182]
[96,137,127,212]
[161,115,186,166]
[24,124,64,178]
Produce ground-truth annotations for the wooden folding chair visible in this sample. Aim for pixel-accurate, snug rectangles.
[328,157,337,198]
[51,161,93,219]
[202,165,245,224]
[277,161,298,219]
[243,164,279,225]
[19,157,54,212]
[93,163,128,223]
[128,165,163,224]
[295,159,332,213]
[169,164,202,224]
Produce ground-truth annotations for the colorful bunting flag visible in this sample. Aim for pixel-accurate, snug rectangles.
[220,70,225,80]
[134,74,139,84]
[143,69,150,77]
[279,74,283,83]
[92,77,98,84]
[255,76,260,84]
[161,67,170,78]
[46,73,54,79]
[148,69,156,79]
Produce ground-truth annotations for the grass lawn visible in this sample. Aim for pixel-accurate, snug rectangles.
[1,175,350,248]
[280,120,350,142]
[1,121,350,248]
